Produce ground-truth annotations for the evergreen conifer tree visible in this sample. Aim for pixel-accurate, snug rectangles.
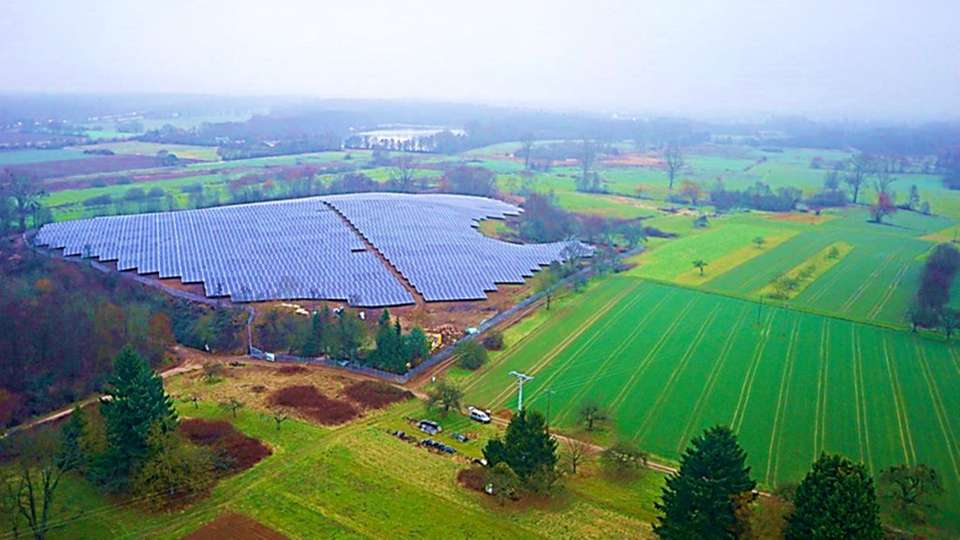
[654,426,755,539]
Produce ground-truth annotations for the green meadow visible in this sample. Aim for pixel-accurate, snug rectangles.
[462,277,960,533]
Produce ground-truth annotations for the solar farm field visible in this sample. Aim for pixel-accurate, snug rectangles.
[462,277,960,530]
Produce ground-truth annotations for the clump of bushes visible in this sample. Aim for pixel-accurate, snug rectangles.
[456,340,488,370]
[482,331,504,351]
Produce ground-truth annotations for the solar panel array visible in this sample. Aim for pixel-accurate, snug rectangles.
[325,193,593,301]
[34,193,592,305]
[34,198,414,306]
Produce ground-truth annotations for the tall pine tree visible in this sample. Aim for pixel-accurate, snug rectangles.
[98,346,177,490]
[655,425,755,539]
[483,410,557,488]
[786,453,883,539]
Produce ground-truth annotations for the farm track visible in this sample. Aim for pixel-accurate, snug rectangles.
[851,327,873,472]
[632,305,722,443]
[488,282,641,407]
[914,344,960,482]
[882,337,916,464]
[520,286,653,409]
[550,292,675,426]
[731,311,779,432]
[675,306,751,454]
[839,253,896,312]
[765,320,801,485]
[607,298,699,412]
[867,261,910,320]
[812,320,829,458]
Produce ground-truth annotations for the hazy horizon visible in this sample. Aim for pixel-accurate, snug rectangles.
[2,0,958,121]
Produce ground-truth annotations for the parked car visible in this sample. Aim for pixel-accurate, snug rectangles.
[418,419,442,435]
[467,406,491,424]
[453,432,469,443]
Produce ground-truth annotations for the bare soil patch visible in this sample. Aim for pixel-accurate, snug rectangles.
[179,418,271,474]
[766,212,835,225]
[267,385,358,425]
[275,365,308,375]
[182,512,288,540]
[342,380,413,409]
[602,153,663,167]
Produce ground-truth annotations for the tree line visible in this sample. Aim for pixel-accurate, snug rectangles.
[0,253,245,428]
[910,243,960,335]
[254,307,430,374]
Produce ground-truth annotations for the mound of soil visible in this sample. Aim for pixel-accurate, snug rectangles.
[179,419,271,474]
[183,512,288,540]
[267,385,358,425]
[342,381,413,409]
[457,466,488,493]
[275,365,308,375]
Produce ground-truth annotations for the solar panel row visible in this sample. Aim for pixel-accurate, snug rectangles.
[324,193,593,302]
[34,193,592,306]
[35,197,413,306]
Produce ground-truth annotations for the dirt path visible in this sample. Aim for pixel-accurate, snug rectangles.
[324,201,425,307]
[2,348,210,438]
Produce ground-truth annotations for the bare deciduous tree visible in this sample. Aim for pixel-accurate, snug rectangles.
[578,402,609,431]
[844,153,872,204]
[562,438,590,475]
[664,144,684,191]
[520,134,534,170]
[390,155,417,192]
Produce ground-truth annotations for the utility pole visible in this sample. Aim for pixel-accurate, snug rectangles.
[509,371,534,412]
[544,387,556,424]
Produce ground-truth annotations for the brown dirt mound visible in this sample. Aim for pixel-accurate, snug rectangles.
[457,466,488,493]
[183,512,288,540]
[342,381,413,409]
[267,385,359,425]
[179,419,271,474]
[275,365,308,375]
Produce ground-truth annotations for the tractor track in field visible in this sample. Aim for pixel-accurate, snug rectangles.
[461,282,631,396]
[675,305,751,454]
[731,310,779,432]
[519,286,653,411]
[851,326,873,472]
[632,305,723,444]
[766,320,801,485]
[812,319,829,458]
[867,261,910,320]
[883,337,916,465]
[547,291,676,427]
[487,282,642,407]
[607,298,699,412]
[839,253,896,312]
[914,343,960,482]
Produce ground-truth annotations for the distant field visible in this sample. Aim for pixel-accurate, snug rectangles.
[462,277,960,532]
[8,154,194,180]
[76,141,221,161]
[0,148,92,165]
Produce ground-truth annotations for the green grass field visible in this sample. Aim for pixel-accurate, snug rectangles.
[47,398,665,539]
[75,141,221,161]
[462,277,960,533]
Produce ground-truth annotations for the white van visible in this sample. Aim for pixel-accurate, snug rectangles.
[467,406,491,424]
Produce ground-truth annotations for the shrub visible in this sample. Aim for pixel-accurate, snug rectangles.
[457,466,488,492]
[600,441,648,477]
[481,331,504,351]
[83,194,113,207]
[456,340,488,370]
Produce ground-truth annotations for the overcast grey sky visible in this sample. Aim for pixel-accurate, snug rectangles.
[1,0,957,120]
